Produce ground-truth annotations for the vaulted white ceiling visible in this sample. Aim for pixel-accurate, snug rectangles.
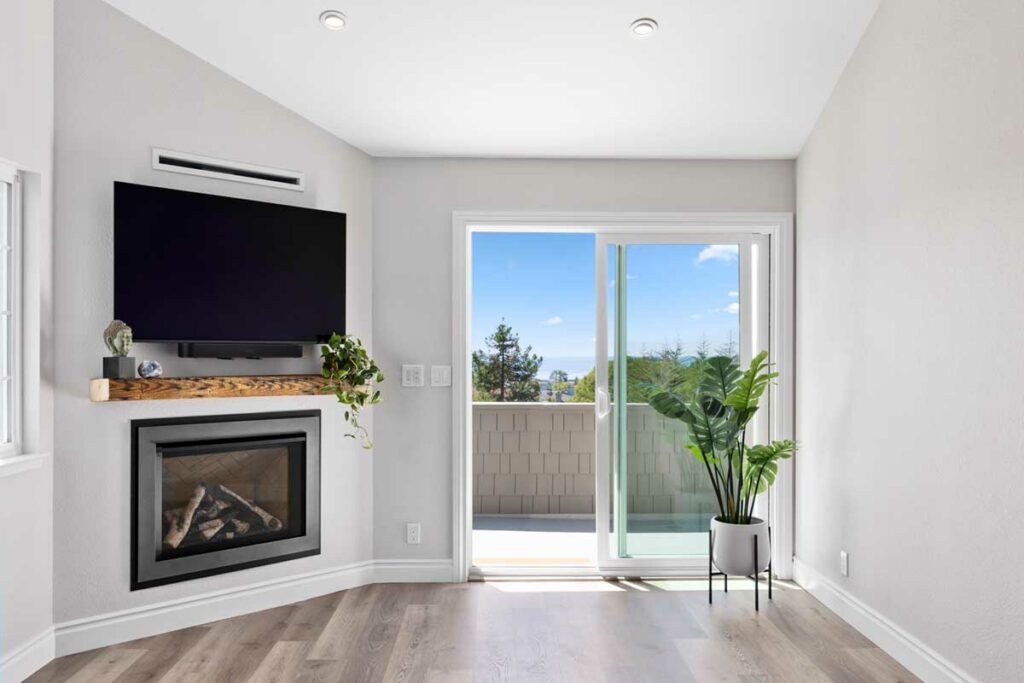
[102,0,879,158]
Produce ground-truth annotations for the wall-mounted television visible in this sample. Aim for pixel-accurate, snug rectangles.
[114,182,345,357]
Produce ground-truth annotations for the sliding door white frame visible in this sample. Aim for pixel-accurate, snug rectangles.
[451,212,794,582]
[594,231,771,572]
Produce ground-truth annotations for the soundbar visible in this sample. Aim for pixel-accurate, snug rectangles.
[177,342,304,359]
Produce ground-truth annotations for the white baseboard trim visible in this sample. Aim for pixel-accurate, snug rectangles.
[374,558,455,583]
[792,558,975,683]
[52,558,456,659]
[54,560,375,657]
[1,627,55,683]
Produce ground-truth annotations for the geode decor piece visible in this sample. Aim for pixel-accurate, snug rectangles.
[137,360,163,379]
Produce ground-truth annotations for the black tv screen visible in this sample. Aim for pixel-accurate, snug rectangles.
[114,182,345,343]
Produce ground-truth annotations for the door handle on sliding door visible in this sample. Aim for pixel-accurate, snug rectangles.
[596,387,610,419]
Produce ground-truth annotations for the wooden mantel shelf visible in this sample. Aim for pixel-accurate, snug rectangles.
[89,374,333,402]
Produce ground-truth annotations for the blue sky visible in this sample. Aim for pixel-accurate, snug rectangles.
[472,233,740,380]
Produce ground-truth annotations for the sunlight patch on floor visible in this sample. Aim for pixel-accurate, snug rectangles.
[473,557,591,566]
[485,579,627,593]
[618,579,651,591]
[646,578,800,592]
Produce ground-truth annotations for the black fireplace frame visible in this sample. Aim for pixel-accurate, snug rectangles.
[131,410,321,590]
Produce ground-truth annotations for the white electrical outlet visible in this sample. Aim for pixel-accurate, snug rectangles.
[401,365,425,387]
[406,522,421,545]
[431,365,452,387]
[840,550,849,577]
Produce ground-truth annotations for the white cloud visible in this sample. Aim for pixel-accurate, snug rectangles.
[696,244,739,264]
[709,303,739,315]
[544,316,564,326]
[689,313,703,320]
[728,290,739,298]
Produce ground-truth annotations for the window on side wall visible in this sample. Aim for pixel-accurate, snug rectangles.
[0,163,21,456]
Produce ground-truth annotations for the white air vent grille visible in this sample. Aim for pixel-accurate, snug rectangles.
[151,148,305,191]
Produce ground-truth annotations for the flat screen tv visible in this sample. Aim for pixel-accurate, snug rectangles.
[114,182,345,355]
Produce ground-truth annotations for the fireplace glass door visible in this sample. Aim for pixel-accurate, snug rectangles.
[159,436,305,560]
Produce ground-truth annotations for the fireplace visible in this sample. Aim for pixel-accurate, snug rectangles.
[131,410,320,589]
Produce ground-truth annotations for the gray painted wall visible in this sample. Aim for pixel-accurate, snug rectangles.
[795,1,1024,680]
[53,0,373,625]
[371,158,795,561]
[0,0,56,669]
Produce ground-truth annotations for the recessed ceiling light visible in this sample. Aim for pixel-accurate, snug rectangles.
[319,10,347,31]
[629,18,658,37]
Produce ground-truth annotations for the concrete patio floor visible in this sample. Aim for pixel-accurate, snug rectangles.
[472,515,710,566]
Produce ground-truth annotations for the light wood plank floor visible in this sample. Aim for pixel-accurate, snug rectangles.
[28,578,917,682]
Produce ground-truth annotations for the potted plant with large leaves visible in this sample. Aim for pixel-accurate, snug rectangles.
[648,351,795,576]
[320,333,383,449]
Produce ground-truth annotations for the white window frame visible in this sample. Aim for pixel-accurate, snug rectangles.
[0,162,22,458]
[451,212,794,582]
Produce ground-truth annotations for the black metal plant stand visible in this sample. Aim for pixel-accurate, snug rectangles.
[708,526,772,610]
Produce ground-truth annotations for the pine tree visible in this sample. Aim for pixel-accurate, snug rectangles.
[717,330,737,359]
[695,334,711,362]
[472,323,542,402]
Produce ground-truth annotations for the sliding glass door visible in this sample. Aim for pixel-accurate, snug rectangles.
[594,233,770,569]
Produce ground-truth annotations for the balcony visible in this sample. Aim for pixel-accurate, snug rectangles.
[472,402,717,566]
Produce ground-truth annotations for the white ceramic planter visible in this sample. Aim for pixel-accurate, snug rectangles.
[711,516,770,576]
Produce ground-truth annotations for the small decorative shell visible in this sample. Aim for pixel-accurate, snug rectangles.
[104,320,134,356]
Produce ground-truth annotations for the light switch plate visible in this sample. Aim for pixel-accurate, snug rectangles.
[401,365,425,387]
[840,550,849,577]
[431,365,452,387]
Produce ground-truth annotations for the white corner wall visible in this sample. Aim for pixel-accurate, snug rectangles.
[51,0,374,654]
[371,158,795,562]
[0,0,56,679]
[795,1,1024,681]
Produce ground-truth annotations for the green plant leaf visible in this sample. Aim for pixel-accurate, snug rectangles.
[648,391,694,422]
[645,348,793,523]
[687,398,736,454]
[686,442,717,465]
[700,356,742,402]
[724,351,778,426]
[319,331,383,449]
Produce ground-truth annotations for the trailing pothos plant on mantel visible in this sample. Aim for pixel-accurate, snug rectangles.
[649,351,795,525]
[320,333,383,449]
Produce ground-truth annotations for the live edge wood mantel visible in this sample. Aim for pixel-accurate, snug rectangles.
[89,374,334,402]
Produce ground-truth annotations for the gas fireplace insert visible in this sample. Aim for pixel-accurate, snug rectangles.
[131,410,320,589]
